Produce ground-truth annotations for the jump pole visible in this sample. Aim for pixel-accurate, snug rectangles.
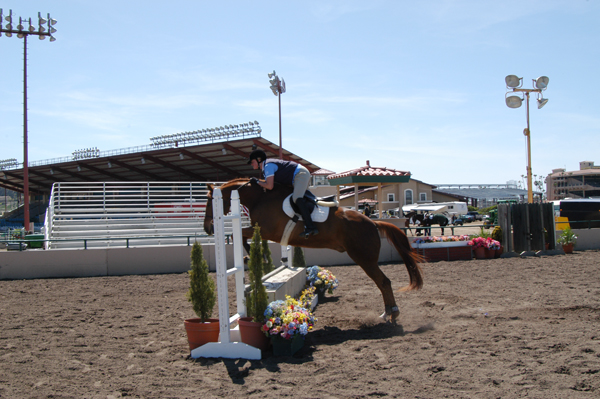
[190,188,261,360]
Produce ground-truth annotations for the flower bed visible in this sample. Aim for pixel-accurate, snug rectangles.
[411,235,473,262]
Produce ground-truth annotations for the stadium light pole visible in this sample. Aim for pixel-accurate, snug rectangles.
[0,9,57,231]
[505,75,549,204]
[268,71,286,159]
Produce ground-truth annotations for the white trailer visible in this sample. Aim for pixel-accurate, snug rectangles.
[401,201,468,217]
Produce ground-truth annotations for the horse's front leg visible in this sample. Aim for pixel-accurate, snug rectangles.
[241,226,254,260]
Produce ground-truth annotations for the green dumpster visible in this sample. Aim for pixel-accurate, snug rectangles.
[25,234,44,249]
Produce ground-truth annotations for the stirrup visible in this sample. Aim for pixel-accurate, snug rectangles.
[299,227,319,238]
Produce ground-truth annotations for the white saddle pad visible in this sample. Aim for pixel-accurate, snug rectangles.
[282,194,329,223]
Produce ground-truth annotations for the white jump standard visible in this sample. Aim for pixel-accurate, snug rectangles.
[190,188,261,360]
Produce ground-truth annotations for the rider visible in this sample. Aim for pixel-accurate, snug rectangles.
[247,149,319,238]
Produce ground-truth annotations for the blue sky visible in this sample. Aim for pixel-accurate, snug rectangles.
[0,0,598,186]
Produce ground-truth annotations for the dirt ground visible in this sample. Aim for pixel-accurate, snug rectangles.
[1,249,599,398]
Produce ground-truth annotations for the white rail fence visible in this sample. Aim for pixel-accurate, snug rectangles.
[43,181,251,250]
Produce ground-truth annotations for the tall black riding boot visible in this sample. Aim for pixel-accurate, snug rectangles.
[295,198,319,238]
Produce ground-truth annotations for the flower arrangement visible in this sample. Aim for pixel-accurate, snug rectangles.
[306,266,339,294]
[468,236,501,250]
[298,286,316,309]
[262,296,317,339]
[413,235,470,244]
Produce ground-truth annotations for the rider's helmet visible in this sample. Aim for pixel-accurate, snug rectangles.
[247,149,267,165]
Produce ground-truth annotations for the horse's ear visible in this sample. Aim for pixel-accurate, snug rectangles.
[206,183,214,197]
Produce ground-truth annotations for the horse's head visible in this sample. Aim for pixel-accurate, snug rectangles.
[203,178,255,235]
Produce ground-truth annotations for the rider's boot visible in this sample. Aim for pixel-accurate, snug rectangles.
[295,198,319,238]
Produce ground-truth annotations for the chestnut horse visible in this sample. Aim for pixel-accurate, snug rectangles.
[203,178,423,322]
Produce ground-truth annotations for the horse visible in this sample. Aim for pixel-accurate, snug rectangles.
[403,211,417,236]
[413,213,449,236]
[203,178,423,323]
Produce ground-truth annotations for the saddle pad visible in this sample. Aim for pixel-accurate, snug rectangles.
[282,194,329,223]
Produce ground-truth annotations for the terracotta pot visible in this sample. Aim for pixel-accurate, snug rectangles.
[484,248,495,259]
[473,247,486,259]
[238,317,270,352]
[495,246,503,258]
[184,318,219,350]
[562,243,574,254]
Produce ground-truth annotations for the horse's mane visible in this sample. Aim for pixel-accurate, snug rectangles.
[218,177,251,189]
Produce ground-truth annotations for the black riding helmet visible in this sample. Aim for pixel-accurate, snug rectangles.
[247,149,267,165]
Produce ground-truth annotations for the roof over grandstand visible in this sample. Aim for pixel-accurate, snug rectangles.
[0,125,319,195]
[433,184,536,201]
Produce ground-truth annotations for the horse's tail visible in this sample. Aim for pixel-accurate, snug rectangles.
[375,221,424,291]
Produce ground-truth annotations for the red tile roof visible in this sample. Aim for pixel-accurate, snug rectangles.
[327,165,410,180]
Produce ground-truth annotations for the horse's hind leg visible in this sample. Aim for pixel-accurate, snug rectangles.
[347,249,400,322]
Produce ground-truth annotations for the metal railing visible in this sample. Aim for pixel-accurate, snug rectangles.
[42,181,250,250]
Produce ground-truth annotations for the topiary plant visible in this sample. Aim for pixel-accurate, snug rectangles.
[246,224,269,324]
[491,226,503,244]
[292,246,306,268]
[261,238,274,274]
[186,241,216,322]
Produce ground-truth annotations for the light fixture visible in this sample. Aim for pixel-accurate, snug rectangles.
[1,7,57,231]
[267,70,286,159]
[505,93,523,108]
[179,153,184,160]
[505,75,522,88]
[222,148,227,155]
[141,158,145,164]
[50,169,54,175]
[504,74,550,204]
[77,166,81,172]
[108,161,112,168]
[535,76,549,90]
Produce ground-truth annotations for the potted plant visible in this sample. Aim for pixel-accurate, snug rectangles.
[292,246,306,268]
[184,241,219,351]
[557,227,577,254]
[306,265,339,301]
[262,296,317,356]
[238,224,270,351]
[261,238,275,274]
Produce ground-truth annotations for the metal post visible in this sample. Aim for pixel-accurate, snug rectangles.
[278,93,283,159]
[525,92,533,204]
[23,35,30,231]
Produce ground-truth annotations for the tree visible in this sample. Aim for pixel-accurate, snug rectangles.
[246,224,269,324]
[186,242,216,322]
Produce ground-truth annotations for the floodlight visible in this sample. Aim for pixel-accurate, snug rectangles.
[49,36,56,42]
[268,70,276,78]
[505,94,523,108]
[537,97,548,109]
[141,158,145,164]
[38,12,47,24]
[505,75,522,88]
[535,76,549,90]
[222,148,227,155]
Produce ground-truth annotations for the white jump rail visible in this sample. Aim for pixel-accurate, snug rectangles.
[190,188,261,360]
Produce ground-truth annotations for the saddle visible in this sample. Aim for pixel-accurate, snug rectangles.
[282,191,330,223]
